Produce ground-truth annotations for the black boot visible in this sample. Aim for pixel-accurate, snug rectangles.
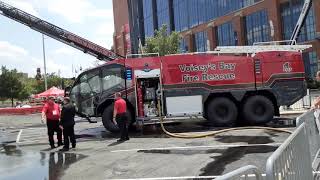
[59,147,69,152]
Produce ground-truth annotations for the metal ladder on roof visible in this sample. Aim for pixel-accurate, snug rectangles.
[214,45,312,54]
[210,40,312,56]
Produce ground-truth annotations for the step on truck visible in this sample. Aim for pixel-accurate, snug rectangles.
[68,44,311,132]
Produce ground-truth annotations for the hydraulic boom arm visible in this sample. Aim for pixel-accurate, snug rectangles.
[290,0,313,45]
[0,0,122,61]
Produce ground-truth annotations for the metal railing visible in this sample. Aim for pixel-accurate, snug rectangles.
[253,40,297,46]
[266,123,313,180]
[281,89,318,110]
[296,110,320,169]
[126,53,159,59]
[215,165,263,180]
[210,109,320,180]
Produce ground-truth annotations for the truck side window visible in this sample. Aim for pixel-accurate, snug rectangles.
[87,72,101,93]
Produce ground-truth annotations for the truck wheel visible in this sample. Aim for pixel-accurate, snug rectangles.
[102,105,133,133]
[102,105,119,133]
[207,97,238,127]
[242,95,274,125]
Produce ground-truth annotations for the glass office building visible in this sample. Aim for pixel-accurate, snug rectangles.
[124,0,319,78]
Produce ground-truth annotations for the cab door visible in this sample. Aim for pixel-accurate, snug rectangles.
[70,69,101,116]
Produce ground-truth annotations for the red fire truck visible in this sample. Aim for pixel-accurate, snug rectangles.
[0,0,313,132]
[67,45,310,132]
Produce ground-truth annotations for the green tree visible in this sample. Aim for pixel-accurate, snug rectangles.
[0,66,24,107]
[17,77,37,100]
[144,25,181,56]
[33,73,73,93]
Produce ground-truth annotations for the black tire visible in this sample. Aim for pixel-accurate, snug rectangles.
[102,105,133,133]
[206,97,238,127]
[242,95,274,125]
[102,105,119,133]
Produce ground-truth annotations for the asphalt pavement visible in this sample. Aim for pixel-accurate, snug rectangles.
[0,114,296,180]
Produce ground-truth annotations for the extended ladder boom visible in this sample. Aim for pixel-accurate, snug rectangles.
[0,0,122,61]
[290,0,313,45]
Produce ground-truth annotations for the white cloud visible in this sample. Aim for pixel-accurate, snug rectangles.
[1,0,39,16]
[94,22,115,49]
[0,41,28,58]
[0,41,70,77]
[96,23,114,37]
[31,57,68,75]
[47,0,113,23]
[0,1,113,77]
[89,9,113,19]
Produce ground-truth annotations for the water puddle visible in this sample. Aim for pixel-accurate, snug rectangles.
[199,145,278,176]
[0,144,86,180]
[214,135,275,144]
[137,145,278,176]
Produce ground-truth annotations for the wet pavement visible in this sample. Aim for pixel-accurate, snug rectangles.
[0,114,297,179]
[0,144,86,180]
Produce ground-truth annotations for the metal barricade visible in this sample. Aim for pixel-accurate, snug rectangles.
[296,110,320,170]
[280,89,320,110]
[215,165,263,180]
[266,123,313,180]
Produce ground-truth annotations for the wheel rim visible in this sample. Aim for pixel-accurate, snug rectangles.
[216,105,229,119]
[254,102,266,116]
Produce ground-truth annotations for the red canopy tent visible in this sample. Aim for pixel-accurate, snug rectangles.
[34,86,64,98]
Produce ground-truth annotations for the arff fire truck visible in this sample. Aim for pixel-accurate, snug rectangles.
[67,45,311,132]
[0,0,313,132]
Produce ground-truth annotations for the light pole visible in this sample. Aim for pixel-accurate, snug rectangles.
[42,34,48,90]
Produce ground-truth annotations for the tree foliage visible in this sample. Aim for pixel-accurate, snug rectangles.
[144,25,180,56]
[0,66,24,106]
[0,66,75,106]
[33,73,74,93]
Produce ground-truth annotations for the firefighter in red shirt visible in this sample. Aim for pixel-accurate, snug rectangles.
[113,92,129,142]
[42,96,63,149]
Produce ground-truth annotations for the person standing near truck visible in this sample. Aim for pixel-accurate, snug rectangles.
[312,71,320,109]
[42,96,63,149]
[113,92,129,142]
[59,97,76,151]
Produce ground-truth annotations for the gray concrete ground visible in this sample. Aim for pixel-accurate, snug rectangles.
[0,114,297,180]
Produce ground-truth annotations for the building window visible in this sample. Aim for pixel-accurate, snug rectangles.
[173,0,262,32]
[173,0,189,32]
[217,22,236,46]
[245,10,270,45]
[303,51,318,78]
[156,0,170,31]
[143,0,154,37]
[280,1,316,42]
[195,31,208,52]
[179,38,188,53]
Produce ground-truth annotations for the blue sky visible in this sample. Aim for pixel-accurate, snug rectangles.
[0,0,114,77]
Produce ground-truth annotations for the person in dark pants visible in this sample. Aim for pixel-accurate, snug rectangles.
[59,97,76,151]
[42,96,63,149]
[113,92,129,142]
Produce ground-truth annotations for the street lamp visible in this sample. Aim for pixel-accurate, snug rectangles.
[42,34,48,90]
